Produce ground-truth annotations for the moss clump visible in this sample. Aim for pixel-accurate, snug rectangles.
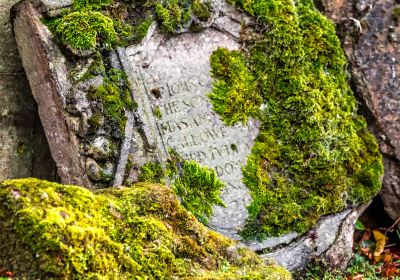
[131,17,154,42]
[0,178,291,279]
[137,151,226,225]
[77,52,106,81]
[209,48,261,125]
[153,106,162,119]
[138,161,166,183]
[208,0,383,239]
[169,156,226,224]
[155,0,192,33]
[45,0,214,51]
[47,11,118,50]
[192,0,212,21]
[88,68,134,133]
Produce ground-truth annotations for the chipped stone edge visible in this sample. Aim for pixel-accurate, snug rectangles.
[11,0,91,187]
[260,205,367,271]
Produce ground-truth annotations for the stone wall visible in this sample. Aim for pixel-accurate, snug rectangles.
[0,0,55,181]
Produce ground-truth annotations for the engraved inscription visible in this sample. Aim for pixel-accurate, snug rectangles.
[127,28,259,235]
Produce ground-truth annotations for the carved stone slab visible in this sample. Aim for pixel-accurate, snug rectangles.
[119,25,259,235]
[11,0,366,270]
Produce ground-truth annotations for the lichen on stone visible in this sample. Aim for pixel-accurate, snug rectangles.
[208,0,384,239]
[0,178,291,279]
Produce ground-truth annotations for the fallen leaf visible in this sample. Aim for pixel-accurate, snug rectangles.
[348,274,364,280]
[373,230,388,262]
[0,269,14,277]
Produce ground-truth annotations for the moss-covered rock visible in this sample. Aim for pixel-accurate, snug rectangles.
[0,178,291,279]
[208,0,384,239]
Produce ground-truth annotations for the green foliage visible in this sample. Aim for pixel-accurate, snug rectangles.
[209,48,262,125]
[47,11,117,50]
[209,0,383,238]
[0,178,292,279]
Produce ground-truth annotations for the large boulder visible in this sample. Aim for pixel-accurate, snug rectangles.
[0,178,291,279]
[10,0,383,271]
[318,0,400,221]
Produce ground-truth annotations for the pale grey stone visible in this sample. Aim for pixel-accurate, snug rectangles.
[262,207,363,271]
[122,26,259,235]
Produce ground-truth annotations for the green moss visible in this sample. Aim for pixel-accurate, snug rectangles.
[131,17,154,42]
[138,161,165,183]
[171,160,226,224]
[155,0,191,33]
[88,68,133,133]
[47,11,117,50]
[153,106,162,119]
[78,52,106,81]
[192,0,212,21]
[208,0,383,239]
[87,113,103,129]
[137,150,226,225]
[45,0,216,51]
[72,0,113,11]
[0,178,291,279]
[209,48,262,125]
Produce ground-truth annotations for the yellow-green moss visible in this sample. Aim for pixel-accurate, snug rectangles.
[137,151,226,225]
[209,48,261,125]
[0,178,291,279]
[46,11,118,50]
[153,106,162,119]
[208,0,383,239]
[44,0,214,51]
[138,161,166,183]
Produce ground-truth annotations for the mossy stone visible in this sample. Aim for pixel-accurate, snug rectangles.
[0,178,291,279]
[208,0,384,239]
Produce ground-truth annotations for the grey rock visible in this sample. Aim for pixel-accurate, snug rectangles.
[0,0,55,181]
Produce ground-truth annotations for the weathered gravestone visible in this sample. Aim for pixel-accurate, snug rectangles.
[11,0,379,270]
[119,21,260,235]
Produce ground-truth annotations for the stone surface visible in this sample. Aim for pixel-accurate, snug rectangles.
[11,0,366,270]
[319,0,400,221]
[0,0,55,181]
[121,23,259,235]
